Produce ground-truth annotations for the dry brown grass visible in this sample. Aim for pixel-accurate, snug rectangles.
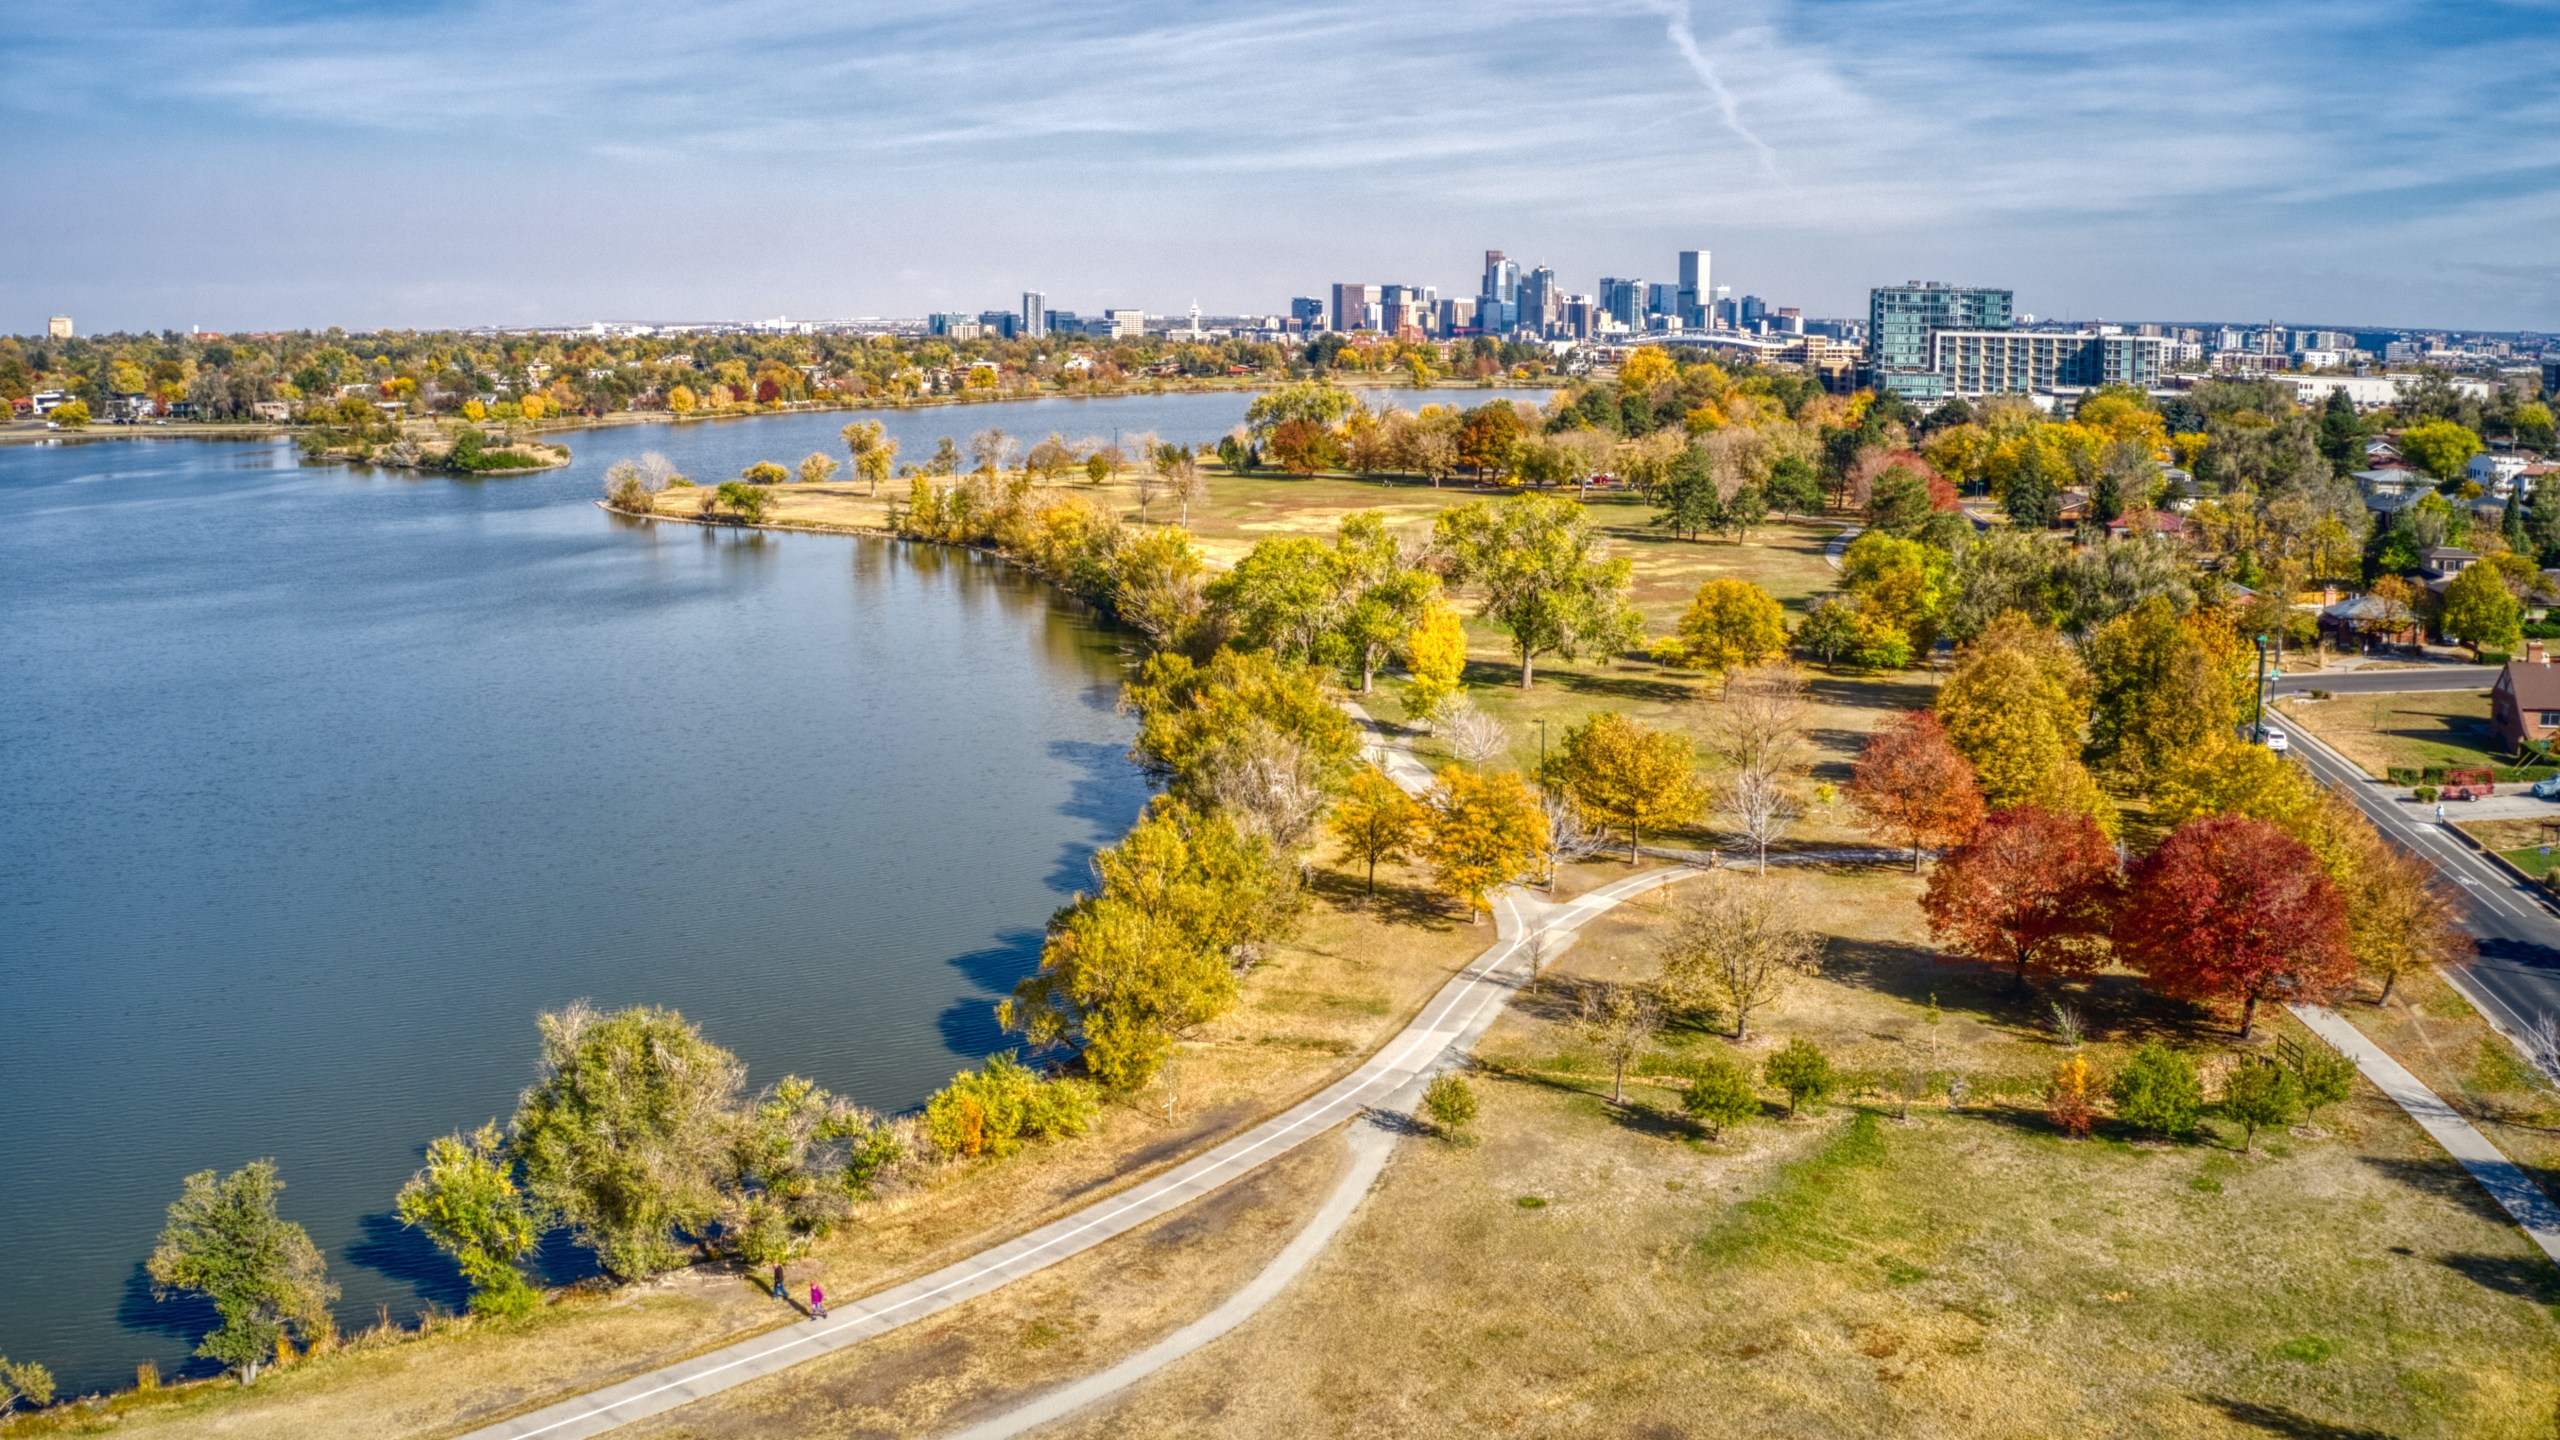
[1031,869,2560,1440]
[2276,691,2501,778]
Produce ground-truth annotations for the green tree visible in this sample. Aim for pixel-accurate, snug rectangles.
[1329,765,1422,894]
[1653,444,1724,540]
[2108,1043,2203,1138]
[1207,536,1347,665]
[720,1076,899,1267]
[2399,418,2483,481]
[1422,1071,1479,1141]
[511,1004,743,1281]
[395,1123,545,1318]
[2316,389,2363,476]
[713,479,771,523]
[923,1053,1097,1158]
[1764,454,1824,518]
[2288,1041,2358,1120]
[1763,1038,1836,1117]
[1864,464,1935,538]
[2440,560,2521,658]
[1680,1056,1760,1139]
[1435,494,1642,688]
[2518,401,2557,454]
[2219,1055,2302,1153]
[0,1357,56,1416]
[146,1162,339,1384]
[1549,712,1706,862]
[1840,531,1947,657]
[1792,595,1862,666]
[1123,648,1362,801]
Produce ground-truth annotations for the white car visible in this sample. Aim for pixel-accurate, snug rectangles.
[2262,727,2290,753]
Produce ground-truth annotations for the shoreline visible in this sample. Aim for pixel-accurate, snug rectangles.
[1,377,1561,450]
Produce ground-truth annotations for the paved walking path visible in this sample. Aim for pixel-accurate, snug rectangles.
[461,854,1692,1440]
[2290,1004,2560,1265]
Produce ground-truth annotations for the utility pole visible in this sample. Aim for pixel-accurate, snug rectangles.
[2251,633,2273,743]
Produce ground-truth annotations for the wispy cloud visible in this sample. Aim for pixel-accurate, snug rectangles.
[3,0,2558,329]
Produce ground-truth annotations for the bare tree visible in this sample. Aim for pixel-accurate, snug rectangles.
[2525,1011,2560,1086]
[1721,761,1801,872]
[1133,468,1170,523]
[1166,452,1207,526]
[1580,982,1662,1105]
[1540,792,1611,888]
[1203,726,1330,873]
[1444,700,1509,768]
[967,428,1019,475]
[1708,664,1810,774]
[1655,875,1823,1041]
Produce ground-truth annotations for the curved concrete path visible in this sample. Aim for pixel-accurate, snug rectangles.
[460,864,1693,1440]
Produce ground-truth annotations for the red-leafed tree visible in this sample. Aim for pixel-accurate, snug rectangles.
[1920,805,2121,988]
[1848,711,1986,871]
[2114,814,2355,1039]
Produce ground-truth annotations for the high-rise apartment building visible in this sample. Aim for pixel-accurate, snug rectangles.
[1928,330,2166,395]
[1331,282,1382,333]
[1868,282,2016,400]
[1021,292,1047,339]
[1676,251,1710,328]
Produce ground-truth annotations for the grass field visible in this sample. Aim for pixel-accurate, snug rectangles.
[2276,691,2503,778]
[1034,869,2560,1440]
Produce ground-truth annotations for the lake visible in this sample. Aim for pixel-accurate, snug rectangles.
[0,389,1541,1396]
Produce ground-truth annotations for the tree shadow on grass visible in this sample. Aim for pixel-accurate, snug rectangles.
[1305,866,1457,933]
[1820,937,2225,1049]
[2355,1153,2523,1230]
[2439,1249,2560,1303]
[1461,658,1696,707]
[2193,1396,2394,1439]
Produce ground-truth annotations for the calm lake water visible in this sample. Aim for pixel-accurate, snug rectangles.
[0,390,1560,1395]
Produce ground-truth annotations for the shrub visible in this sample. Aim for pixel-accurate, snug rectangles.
[2220,1054,2303,1153]
[49,398,90,427]
[713,480,772,523]
[2287,1040,2358,1119]
[1422,1072,1478,1140]
[2413,785,2438,804]
[1763,1038,1835,1117]
[923,1053,1098,1160]
[1681,1056,1760,1139]
[2045,1053,2096,1139]
[2110,1042,2203,1138]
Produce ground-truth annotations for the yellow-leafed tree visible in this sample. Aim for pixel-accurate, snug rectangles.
[1425,767,1549,923]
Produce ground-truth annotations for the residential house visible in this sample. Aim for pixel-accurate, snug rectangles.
[2418,546,2479,596]
[2469,451,2531,492]
[2105,510,2186,538]
[2490,646,2560,751]
[2054,489,2092,523]
[2318,591,2422,649]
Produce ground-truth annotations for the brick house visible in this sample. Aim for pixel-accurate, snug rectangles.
[2489,645,2560,751]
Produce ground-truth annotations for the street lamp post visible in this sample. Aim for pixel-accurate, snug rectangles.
[2250,633,2273,743]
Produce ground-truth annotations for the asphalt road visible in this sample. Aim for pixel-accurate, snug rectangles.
[2270,664,2501,696]
[2285,722,2560,1056]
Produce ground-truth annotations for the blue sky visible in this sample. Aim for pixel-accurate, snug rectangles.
[6,0,2558,333]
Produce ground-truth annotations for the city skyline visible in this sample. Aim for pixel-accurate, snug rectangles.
[5,0,2557,333]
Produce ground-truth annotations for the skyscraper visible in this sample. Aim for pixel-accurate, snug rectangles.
[1676,250,1710,328]
[1598,278,1646,330]
[1331,282,1381,333]
[1480,250,1520,333]
[1517,266,1558,335]
[1021,292,1047,339]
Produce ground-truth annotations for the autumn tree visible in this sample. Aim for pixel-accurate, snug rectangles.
[147,1162,339,1384]
[1920,806,2121,989]
[2083,597,2250,784]
[796,452,840,486]
[1112,526,1210,653]
[1434,493,1642,689]
[395,1122,544,1318]
[1549,712,1706,862]
[1655,578,1788,673]
[1328,765,1421,894]
[2399,418,2483,481]
[2340,837,2473,1002]
[1424,766,1549,922]
[1004,802,1279,1088]
[1935,614,2105,820]
[1847,710,1985,871]
[1123,648,1361,802]
[2114,815,2355,1038]
[1401,597,1470,723]
[1656,875,1824,1041]
[842,419,898,495]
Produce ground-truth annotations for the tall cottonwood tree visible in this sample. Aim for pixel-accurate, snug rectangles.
[147,1162,338,1384]
[1434,494,1642,689]
[1550,712,1706,863]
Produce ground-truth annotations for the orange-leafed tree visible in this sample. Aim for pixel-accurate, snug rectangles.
[1920,805,2121,989]
[1329,766,1422,895]
[1847,711,1985,871]
[1424,766,1549,923]
[2114,815,2355,1039]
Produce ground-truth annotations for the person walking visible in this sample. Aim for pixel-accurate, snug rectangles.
[772,1266,787,1300]
[809,1283,828,1320]
[2435,800,2447,825]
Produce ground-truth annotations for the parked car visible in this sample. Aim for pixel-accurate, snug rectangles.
[2531,774,2560,801]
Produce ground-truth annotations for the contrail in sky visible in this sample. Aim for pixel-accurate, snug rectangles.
[1650,0,1783,180]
